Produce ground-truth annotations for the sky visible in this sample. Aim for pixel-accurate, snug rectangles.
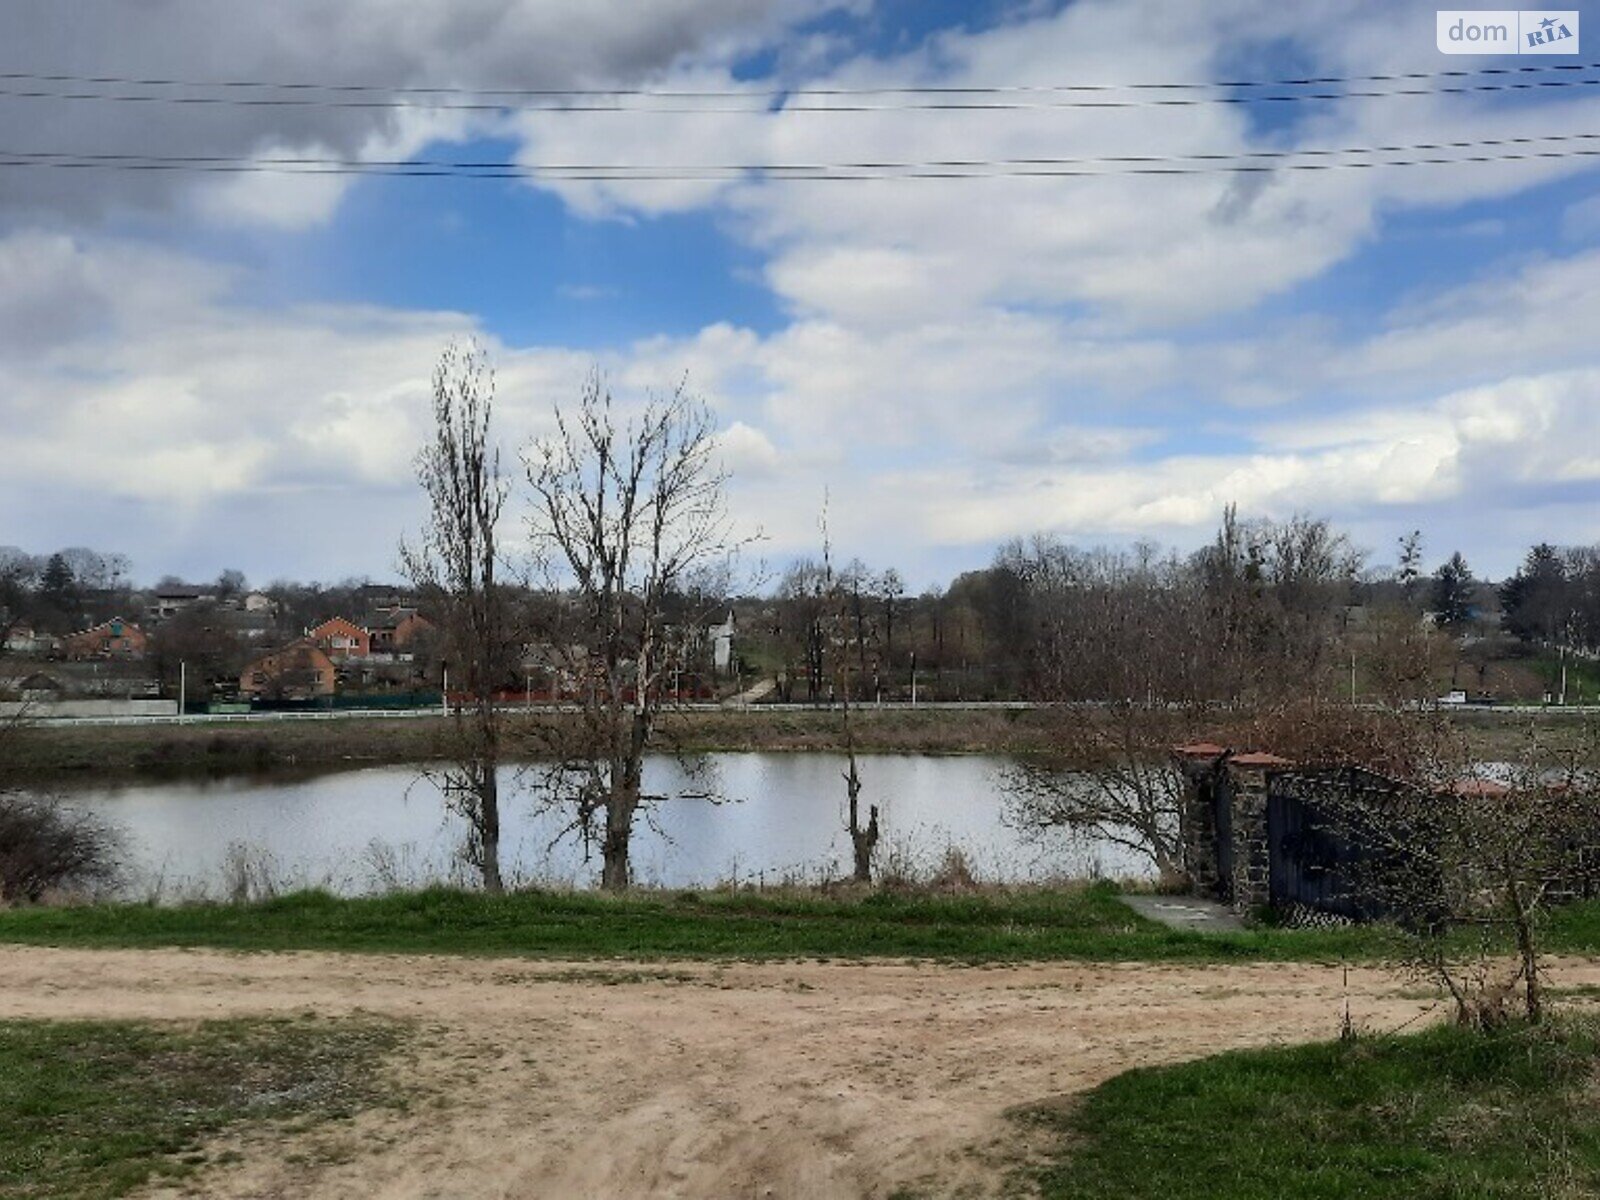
[3,0,1600,589]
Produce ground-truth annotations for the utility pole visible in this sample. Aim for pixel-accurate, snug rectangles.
[910,651,918,707]
[179,660,186,721]
[441,663,449,717]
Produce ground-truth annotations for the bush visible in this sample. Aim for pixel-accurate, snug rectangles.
[0,794,120,903]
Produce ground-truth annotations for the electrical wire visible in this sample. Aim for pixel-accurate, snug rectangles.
[3,136,1600,181]
[3,76,1600,113]
[4,60,1600,98]
[3,129,1600,174]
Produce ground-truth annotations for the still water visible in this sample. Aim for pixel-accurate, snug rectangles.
[57,753,1153,897]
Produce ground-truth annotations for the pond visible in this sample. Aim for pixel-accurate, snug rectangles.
[48,753,1155,898]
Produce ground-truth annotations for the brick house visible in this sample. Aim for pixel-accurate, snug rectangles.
[307,617,370,661]
[240,640,336,700]
[61,617,148,660]
[366,608,435,654]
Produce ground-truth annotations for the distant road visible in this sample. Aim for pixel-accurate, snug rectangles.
[20,699,1050,728]
[20,698,1600,729]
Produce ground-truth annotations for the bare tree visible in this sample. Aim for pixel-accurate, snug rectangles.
[776,559,830,702]
[1363,604,1453,705]
[401,341,510,892]
[525,374,737,890]
[1395,530,1425,605]
[839,671,878,882]
[817,516,879,882]
[1006,703,1191,885]
[878,568,905,676]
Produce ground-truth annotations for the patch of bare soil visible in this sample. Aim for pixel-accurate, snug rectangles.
[6,946,1599,1199]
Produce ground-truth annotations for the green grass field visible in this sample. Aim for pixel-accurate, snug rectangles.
[0,1016,403,1200]
[0,882,1368,960]
[0,882,1583,962]
[1017,1016,1600,1199]
[5,882,1600,963]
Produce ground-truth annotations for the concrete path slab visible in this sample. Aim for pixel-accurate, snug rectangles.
[1120,894,1248,933]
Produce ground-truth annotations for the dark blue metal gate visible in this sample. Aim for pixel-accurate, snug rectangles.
[1267,785,1362,918]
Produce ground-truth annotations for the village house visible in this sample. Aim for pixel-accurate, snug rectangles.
[61,617,148,660]
[240,640,336,700]
[218,609,278,642]
[13,671,66,702]
[306,616,370,661]
[1,625,60,656]
[366,607,434,654]
[708,609,736,676]
[147,586,214,622]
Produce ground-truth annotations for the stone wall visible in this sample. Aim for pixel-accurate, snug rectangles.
[1175,744,1226,900]
[1225,757,1288,911]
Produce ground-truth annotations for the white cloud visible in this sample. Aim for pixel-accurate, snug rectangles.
[8,1,1600,583]
[5,222,1600,583]
[510,0,1600,335]
[0,0,856,229]
[716,420,782,478]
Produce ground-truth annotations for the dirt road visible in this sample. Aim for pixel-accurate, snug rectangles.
[7,946,1598,1198]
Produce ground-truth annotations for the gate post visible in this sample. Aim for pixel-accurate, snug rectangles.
[1173,744,1229,899]
[1226,753,1292,912]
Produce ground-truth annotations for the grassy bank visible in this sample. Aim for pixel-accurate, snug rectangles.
[0,883,1386,961]
[0,882,1466,962]
[1014,1016,1600,1199]
[0,706,1064,784]
[7,884,1599,963]
[0,1015,403,1200]
[2,704,1586,785]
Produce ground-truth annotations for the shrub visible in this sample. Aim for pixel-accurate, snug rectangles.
[0,794,120,903]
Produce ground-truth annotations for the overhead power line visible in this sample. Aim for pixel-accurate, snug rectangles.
[4,132,1600,180]
[3,72,1600,113]
[4,60,1600,98]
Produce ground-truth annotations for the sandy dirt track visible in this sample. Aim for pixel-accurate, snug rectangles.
[7,946,1600,1199]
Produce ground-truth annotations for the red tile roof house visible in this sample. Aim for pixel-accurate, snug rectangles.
[240,640,337,700]
[61,617,149,660]
[367,608,435,654]
[306,617,371,662]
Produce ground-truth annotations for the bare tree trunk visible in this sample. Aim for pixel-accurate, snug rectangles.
[598,704,651,891]
[1504,869,1543,1024]
[601,791,635,890]
[477,701,503,894]
[840,669,878,882]
[846,753,879,883]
